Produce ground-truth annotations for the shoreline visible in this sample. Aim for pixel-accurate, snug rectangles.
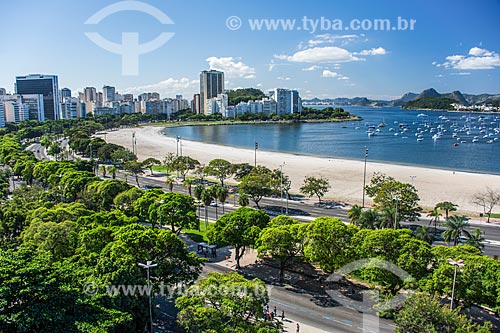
[103,126,500,214]
[160,127,500,177]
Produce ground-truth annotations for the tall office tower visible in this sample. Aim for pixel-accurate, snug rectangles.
[123,93,134,102]
[61,88,72,100]
[270,88,302,115]
[0,88,6,95]
[15,74,60,121]
[84,87,97,103]
[103,85,116,103]
[192,94,201,114]
[200,70,224,115]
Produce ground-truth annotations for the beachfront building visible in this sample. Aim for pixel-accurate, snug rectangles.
[200,70,224,115]
[232,98,277,117]
[205,94,228,117]
[269,88,302,115]
[15,74,60,121]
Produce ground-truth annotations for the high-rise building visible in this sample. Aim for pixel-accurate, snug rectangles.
[123,94,134,102]
[138,92,160,101]
[0,88,6,95]
[84,87,97,103]
[269,88,302,115]
[60,97,86,119]
[15,74,60,121]
[192,93,201,114]
[1,94,44,122]
[61,88,72,100]
[103,85,116,103]
[200,70,224,115]
[206,94,228,116]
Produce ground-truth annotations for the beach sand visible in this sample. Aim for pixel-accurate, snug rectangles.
[103,126,500,213]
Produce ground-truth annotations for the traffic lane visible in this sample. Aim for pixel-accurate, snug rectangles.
[205,264,394,333]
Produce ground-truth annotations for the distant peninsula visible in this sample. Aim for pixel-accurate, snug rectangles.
[303,88,500,112]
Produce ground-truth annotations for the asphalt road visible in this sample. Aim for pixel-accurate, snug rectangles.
[205,263,396,333]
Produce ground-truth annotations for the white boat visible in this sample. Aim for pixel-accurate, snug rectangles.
[417,138,424,142]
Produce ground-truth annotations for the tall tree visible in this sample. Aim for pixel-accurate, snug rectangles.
[124,161,143,187]
[303,217,358,273]
[258,223,303,283]
[204,159,233,186]
[466,228,485,251]
[365,172,421,223]
[208,207,269,269]
[427,207,442,234]
[141,157,160,175]
[170,156,200,180]
[176,272,280,333]
[239,171,273,209]
[347,205,363,226]
[435,201,458,220]
[300,176,330,203]
[472,187,500,223]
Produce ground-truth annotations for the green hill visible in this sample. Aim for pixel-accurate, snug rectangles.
[227,88,266,106]
[403,97,457,110]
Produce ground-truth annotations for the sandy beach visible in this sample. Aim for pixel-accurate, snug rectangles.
[104,126,500,214]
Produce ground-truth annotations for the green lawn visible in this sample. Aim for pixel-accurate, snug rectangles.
[183,221,228,247]
[489,213,500,219]
[151,165,170,173]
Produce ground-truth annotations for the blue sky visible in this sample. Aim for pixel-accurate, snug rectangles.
[1,0,499,100]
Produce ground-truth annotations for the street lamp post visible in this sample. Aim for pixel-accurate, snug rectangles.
[132,132,136,155]
[279,162,285,214]
[254,141,258,167]
[393,196,399,229]
[362,147,368,208]
[176,136,180,156]
[448,258,465,310]
[138,260,158,333]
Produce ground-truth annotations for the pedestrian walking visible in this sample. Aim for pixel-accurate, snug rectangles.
[296,322,300,333]
[273,306,277,316]
[281,310,285,320]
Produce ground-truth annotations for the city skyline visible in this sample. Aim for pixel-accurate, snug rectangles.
[0,1,499,100]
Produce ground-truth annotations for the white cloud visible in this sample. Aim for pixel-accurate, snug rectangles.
[469,47,494,57]
[122,77,198,97]
[277,46,360,63]
[357,47,388,56]
[322,70,339,78]
[450,72,471,76]
[256,83,263,87]
[206,56,256,78]
[307,34,361,47]
[435,47,500,70]
[277,76,291,81]
[322,70,349,80]
[302,65,322,71]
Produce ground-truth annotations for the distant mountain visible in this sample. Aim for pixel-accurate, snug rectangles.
[302,88,500,109]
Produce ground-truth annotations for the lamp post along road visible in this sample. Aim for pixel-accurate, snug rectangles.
[393,196,399,229]
[279,162,285,214]
[448,258,465,310]
[362,147,368,208]
[138,261,158,333]
[254,141,258,167]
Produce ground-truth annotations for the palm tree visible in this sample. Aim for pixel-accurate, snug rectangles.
[415,226,434,244]
[107,166,116,179]
[193,184,204,217]
[466,228,485,251]
[379,206,397,229]
[165,177,174,192]
[100,165,107,177]
[427,208,442,235]
[183,177,194,196]
[435,201,458,220]
[216,185,229,214]
[201,188,213,230]
[359,209,380,229]
[442,215,471,246]
[347,205,363,226]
